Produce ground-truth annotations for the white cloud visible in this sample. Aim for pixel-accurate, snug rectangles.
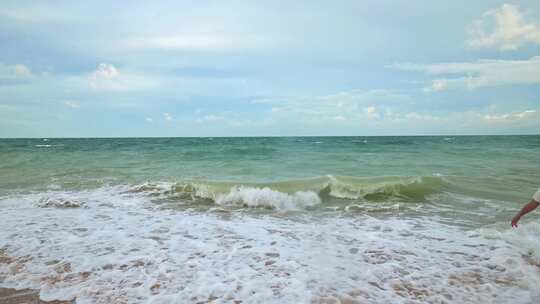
[90,63,120,90]
[260,88,540,134]
[469,4,540,51]
[64,100,80,108]
[88,63,156,92]
[163,113,173,121]
[364,106,379,119]
[145,117,153,123]
[0,63,34,80]
[12,64,33,77]
[266,89,413,127]
[196,114,224,123]
[403,112,443,122]
[425,79,448,92]
[331,115,346,121]
[191,111,269,129]
[92,63,119,80]
[483,109,538,123]
[119,33,275,53]
[267,89,409,113]
[391,56,540,91]
[0,7,71,24]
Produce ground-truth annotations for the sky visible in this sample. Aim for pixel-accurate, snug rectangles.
[1,0,540,137]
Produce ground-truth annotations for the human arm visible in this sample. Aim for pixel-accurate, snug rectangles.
[511,199,540,228]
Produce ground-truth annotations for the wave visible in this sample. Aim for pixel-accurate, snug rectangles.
[127,175,448,210]
[37,197,86,208]
[216,187,320,210]
[34,144,63,148]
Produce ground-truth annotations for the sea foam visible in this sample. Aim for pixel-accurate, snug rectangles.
[215,187,321,210]
[0,188,539,303]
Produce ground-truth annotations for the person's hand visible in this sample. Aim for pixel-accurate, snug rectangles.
[511,214,521,228]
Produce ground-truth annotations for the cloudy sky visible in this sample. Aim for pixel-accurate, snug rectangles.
[1,0,540,137]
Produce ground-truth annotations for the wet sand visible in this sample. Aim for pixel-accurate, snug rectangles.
[0,287,74,304]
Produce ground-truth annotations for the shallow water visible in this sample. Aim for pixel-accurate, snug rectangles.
[0,136,539,303]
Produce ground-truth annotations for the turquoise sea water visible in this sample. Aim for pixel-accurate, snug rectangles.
[1,136,540,303]
[1,136,539,215]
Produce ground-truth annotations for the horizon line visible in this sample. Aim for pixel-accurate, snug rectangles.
[1,133,539,140]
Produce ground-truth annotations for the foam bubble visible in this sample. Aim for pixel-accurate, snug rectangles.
[34,144,63,148]
[37,197,86,208]
[216,187,321,210]
[0,189,539,303]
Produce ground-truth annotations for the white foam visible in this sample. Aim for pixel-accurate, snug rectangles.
[37,197,86,208]
[34,144,63,148]
[129,183,322,210]
[216,187,321,210]
[0,186,150,210]
[0,190,539,303]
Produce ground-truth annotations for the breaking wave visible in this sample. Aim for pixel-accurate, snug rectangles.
[127,175,449,210]
[37,197,86,208]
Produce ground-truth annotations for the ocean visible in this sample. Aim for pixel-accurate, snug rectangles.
[0,136,539,303]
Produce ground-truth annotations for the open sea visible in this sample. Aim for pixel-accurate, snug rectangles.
[0,136,539,303]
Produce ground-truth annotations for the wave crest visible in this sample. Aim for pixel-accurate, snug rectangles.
[37,197,86,208]
[324,175,445,200]
[128,175,447,210]
[215,187,320,210]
